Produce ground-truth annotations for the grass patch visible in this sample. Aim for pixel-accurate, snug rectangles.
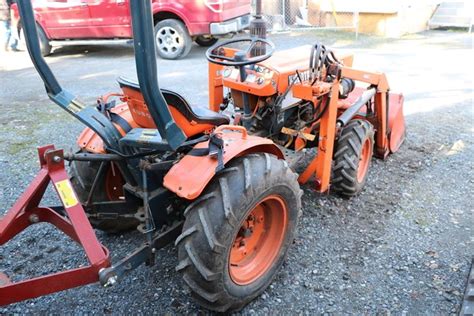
[6,139,37,156]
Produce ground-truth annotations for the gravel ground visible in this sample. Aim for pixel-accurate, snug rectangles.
[0,30,473,314]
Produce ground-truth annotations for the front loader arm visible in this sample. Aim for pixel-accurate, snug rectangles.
[340,66,393,158]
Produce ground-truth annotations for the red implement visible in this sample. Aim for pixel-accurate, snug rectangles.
[0,145,110,306]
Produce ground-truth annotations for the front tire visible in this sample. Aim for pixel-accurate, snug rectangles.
[332,119,375,197]
[154,19,192,60]
[176,154,302,312]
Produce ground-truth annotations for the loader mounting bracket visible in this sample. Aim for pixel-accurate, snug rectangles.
[0,145,110,306]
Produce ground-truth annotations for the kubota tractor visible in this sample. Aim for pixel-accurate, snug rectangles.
[0,0,405,312]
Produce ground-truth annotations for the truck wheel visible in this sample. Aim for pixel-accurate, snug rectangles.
[36,24,52,56]
[332,119,374,198]
[195,35,218,47]
[19,23,51,56]
[176,153,302,312]
[154,19,192,60]
[69,158,139,233]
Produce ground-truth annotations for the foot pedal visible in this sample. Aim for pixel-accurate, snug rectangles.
[0,272,11,286]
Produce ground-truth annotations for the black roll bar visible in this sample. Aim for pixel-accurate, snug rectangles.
[16,0,186,150]
[17,0,61,95]
[129,0,186,150]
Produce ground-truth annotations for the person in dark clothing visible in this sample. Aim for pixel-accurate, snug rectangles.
[0,0,19,52]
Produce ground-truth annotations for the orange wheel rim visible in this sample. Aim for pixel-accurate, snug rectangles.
[229,195,288,285]
[357,138,372,183]
[105,163,124,201]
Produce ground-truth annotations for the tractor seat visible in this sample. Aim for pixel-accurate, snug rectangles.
[117,77,229,138]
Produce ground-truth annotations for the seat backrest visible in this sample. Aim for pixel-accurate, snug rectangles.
[117,77,219,138]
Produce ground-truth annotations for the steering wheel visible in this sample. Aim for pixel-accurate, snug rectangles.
[206,38,275,67]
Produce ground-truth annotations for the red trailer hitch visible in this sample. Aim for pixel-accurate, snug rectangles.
[0,145,110,305]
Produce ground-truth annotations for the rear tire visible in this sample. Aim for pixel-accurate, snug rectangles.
[332,119,374,198]
[69,158,139,233]
[175,154,302,312]
[195,35,218,47]
[154,19,192,60]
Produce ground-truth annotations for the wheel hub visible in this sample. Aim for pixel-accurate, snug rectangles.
[229,195,288,285]
[105,162,124,201]
[156,26,182,55]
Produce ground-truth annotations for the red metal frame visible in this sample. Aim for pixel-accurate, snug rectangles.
[0,145,110,306]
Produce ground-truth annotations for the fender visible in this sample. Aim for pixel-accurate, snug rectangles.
[163,126,284,200]
[10,3,51,39]
[15,16,51,40]
[34,17,50,39]
[151,3,191,31]
[77,103,139,153]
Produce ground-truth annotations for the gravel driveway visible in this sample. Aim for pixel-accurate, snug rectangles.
[0,30,472,314]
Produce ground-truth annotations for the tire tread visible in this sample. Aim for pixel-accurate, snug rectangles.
[176,154,301,312]
[332,119,374,198]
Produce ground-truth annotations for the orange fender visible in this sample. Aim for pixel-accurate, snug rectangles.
[77,103,139,154]
[163,126,283,200]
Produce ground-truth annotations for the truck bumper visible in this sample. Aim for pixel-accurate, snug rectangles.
[210,14,251,35]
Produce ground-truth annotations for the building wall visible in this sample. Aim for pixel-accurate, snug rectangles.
[307,0,438,37]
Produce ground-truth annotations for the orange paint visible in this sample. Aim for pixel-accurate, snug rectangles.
[229,195,288,285]
[357,138,372,183]
[163,126,283,200]
[77,103,139,154]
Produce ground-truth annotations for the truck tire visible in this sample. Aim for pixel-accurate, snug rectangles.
[176,153,302,312]
[69,158,139,233]
[195,35,218,47]
[19,23,51,56]
[154,19,192,60]
[36,24,52,56]
[332,119,374,198]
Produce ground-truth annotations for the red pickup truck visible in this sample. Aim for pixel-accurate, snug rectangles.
[12,0,251,59]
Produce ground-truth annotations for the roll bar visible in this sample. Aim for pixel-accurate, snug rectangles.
[129,0,186,149]
[17,1,61,95]
[16,0,186,150]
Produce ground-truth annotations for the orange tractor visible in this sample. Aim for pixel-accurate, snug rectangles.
[0,0,405,312]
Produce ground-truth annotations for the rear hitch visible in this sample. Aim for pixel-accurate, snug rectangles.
[0,146,183,305]
[0,145,110,306]
[97,221,183,288]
